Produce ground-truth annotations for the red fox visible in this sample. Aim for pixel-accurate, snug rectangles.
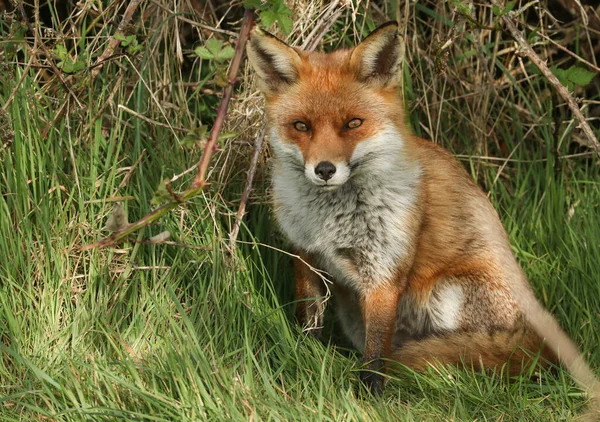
[246,21,599,409]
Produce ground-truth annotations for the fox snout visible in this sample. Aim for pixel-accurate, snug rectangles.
[304,160,351,188]
[314,161,336,181]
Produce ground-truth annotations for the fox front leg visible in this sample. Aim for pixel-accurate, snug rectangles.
[293,254,328,338]
[359,283,403,395]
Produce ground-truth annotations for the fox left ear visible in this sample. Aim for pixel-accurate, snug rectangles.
[246,28,302,94]
[349,21,405,86]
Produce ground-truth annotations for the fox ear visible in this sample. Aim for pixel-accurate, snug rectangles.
[246,28,302,93]
[349,21,404,86]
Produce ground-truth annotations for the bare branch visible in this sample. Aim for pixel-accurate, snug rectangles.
[228,126,266,251]
[193,9,255,189]
[501,12,600,156]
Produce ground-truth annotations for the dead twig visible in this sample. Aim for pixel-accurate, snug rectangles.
[228,126,266,251]
[193,9,255,189]
[501,11,600,156]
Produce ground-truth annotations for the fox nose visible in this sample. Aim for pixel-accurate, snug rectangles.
[314,161,336,181]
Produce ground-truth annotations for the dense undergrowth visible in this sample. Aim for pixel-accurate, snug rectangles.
[1,1,599,420]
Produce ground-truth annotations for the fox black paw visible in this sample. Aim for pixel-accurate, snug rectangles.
[360,370,383,395]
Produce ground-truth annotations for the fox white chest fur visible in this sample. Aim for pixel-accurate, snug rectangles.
[270,126,420,290]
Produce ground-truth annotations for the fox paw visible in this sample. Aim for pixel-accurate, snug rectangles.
[359,370,383,395]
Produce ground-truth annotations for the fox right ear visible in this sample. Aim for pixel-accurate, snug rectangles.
[349,21,404,86]
[246,28,302,93]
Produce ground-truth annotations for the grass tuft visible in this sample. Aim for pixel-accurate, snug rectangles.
[1,0,599,420]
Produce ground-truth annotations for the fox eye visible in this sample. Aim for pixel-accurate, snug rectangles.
[346,118,363,129]
[293,121,309,132]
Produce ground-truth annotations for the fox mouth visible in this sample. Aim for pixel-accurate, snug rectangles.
[304,161,351,188]
[321,183,342,191]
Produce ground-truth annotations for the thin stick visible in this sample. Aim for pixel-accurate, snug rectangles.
[228,126,266,251]
[193,9,255,189]
[301,0,341,50]
[501,12,600,156]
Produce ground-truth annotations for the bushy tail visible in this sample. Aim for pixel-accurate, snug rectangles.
[509,273,600,420]
[391,323,556,376]
[393,272,600,420]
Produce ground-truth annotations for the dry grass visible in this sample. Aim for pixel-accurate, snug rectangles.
[1,0,599,420]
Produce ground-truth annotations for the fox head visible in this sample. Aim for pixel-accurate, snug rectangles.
[247,22,407,188]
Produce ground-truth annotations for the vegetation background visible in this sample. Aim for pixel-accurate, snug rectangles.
[1,0,599,420]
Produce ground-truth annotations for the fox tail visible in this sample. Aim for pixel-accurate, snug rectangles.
[391,323,556,376]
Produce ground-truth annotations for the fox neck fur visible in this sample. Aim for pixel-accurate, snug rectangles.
[270,124,420,290]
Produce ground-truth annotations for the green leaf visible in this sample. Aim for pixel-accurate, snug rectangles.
[492,1,514,17]
[527,28,539,44]
[566,66,596,87]
[151,179,172,206]
[551,66,568,87]
[260,10,277,27]
[552,65,596,90]
[278,14,293,34]
[195,46,214,60]
[243,0,262,9]
[502,1,515,15]
[114,33,134,46]
[243,0,263,9]
[128,44,143,54]
[273,0,287,12]
[206,39,223,56]
[54,44,68,60]
[217,46,235,61]
[218,132,238,140]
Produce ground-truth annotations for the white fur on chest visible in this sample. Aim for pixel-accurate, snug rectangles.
[271,128,421,289]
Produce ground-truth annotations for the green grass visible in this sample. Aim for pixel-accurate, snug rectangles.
[1,2,600,420]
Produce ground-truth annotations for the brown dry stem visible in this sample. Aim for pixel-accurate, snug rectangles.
[501,11,600,156]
